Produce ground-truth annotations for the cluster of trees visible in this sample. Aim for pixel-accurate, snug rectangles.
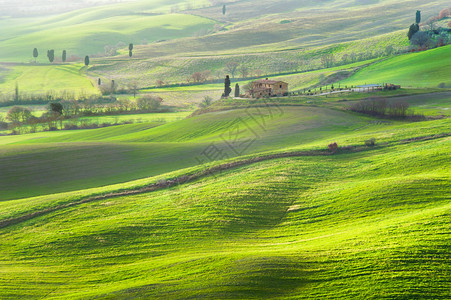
[350,97,411,118]
[4,104,65,133]
[32,48,69,63]
[58,96,163,117]
[408,9,451,50]
[3,95,163,134]
[182,45,404,86]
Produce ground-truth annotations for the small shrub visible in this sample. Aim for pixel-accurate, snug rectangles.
[64,124,79,130]
[365,138,376,147]
[328,142,338,152]
[438,82,446,88]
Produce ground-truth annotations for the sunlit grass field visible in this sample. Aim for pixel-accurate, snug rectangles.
[0,124,449,298]
[0,64,98,95]
[0,0,214,62]
[340,45,451,88]
[1,0,450,297]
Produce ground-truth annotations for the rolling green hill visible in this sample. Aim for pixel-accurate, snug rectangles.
[0,106,375,200]
[0,0,214,62]
[0,63,98,95]
[0,124,449,298]
[1,1,450,298]
[340,45,451,88]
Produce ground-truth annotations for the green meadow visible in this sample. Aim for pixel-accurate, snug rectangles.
[340,45,451,88]
[0,64,98,95]
[0,0,214,62]
[1,0,451,298]
[0,121,449,298]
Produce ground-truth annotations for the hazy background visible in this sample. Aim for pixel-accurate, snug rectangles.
[0,0,135,16]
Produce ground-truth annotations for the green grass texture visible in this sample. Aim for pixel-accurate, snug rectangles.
[0,134,449,298]
[341,45,451,88]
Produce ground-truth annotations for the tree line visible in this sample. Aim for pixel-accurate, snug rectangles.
[349,97,421,119]
[2,95,163,134]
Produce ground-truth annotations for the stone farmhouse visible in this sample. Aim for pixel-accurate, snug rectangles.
[248,78,289,98]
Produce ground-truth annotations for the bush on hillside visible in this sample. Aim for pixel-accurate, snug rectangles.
[199,96,213,108]
[328,142,338,153]
[410,31,432,48]
[365,138,376,147]
[136,95,162,111]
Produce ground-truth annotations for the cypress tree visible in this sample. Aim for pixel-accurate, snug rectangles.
[222,5,226,15]
[15,82,19,102]
[408,23,419,40]
[234,83,240,97]
[33,48,38,63]
[224,75,232,97]
[47,49,55,63]
[84,55,90,66]
[129,43,133,58]
[416,10,421,24]
[62,50,66,62]
[98,78,101,85]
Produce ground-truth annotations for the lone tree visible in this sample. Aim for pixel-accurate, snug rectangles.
[222,4,226,15]
[408,23,419,40]
[129,43,133,58]
[98,78,101,85]
[224,75,232,97]
[50,102,63,115]
[416,10,421,24]
[225,61,239,78]
[49,103,64,129]
[234,83,240,97]
[84,55,90,66]
[62,50,66,63]
[15,82,19,102]
[47,49,55,63]
[33,48,38,63]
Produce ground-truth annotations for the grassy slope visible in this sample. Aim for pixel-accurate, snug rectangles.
[0,0,214,62]
[0,134,449,298]
[0,64,98,95]
[340,45,451,88]
[0,106,374,200]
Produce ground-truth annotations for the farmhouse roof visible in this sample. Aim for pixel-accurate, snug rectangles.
[253,78,286,84]
[356,84,381,88]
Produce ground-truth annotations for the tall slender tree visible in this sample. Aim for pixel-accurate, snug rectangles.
[416,10,421,24]
[222,4,226,15]
[84,55,90,66]
[129,43,133,58]
[47,49,55,63]
[14,82,19,102]
[62,50,66,63]
[224,75,231,97]
[234,83,240,97]
[33,48,38,63]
